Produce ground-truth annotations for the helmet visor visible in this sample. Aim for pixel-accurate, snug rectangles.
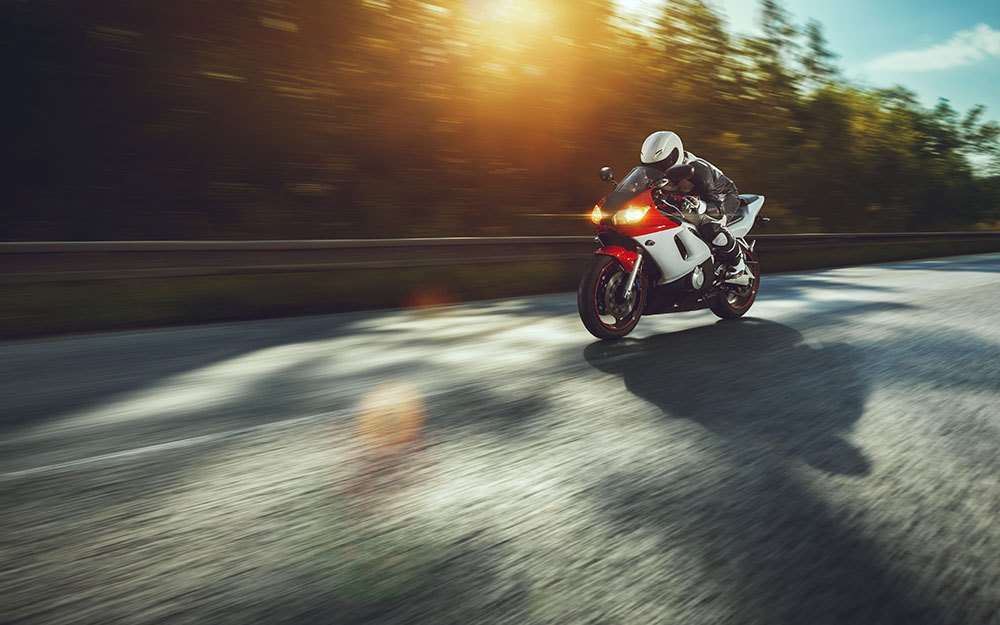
[649,147,680,172]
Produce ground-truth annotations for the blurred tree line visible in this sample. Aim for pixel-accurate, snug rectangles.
[2,0,1000,240]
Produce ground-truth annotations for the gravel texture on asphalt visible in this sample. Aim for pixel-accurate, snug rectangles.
[2,254,1000,624]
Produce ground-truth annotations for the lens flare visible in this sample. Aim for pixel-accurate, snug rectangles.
[402,284,457,312]
[356,381,425,450]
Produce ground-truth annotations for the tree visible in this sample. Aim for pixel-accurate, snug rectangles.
[801,19,839,86]
[1,0,998,239]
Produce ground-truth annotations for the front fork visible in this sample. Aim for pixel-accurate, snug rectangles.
[622,251,644,301]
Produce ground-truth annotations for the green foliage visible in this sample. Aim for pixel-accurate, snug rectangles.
[801,19,839,86]
[1,0,998,240]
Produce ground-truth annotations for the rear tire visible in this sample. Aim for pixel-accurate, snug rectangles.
[710,247,760,319]
[577,255,648,340]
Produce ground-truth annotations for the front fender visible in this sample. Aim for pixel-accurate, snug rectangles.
[594,245,638,272]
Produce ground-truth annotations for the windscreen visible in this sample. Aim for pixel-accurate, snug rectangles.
[603,166,664,213]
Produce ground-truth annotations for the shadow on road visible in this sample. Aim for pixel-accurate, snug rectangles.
[581,318,943,623]
[584,317,870,475]
[759,274,900,302]
[0,315,372,437]
[876,254,1000,273]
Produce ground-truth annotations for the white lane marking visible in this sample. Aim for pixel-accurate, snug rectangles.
[0,408,351,483]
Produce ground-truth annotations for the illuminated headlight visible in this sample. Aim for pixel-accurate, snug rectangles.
[613,205,652,225]
[590,205,604,224]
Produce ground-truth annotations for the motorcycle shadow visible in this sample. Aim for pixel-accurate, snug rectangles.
[583,318,870,475]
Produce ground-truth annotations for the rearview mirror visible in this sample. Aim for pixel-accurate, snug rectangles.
[599,167,616,184]
[663,163,694,182]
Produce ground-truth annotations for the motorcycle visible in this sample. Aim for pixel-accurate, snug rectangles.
[577,163,766,340]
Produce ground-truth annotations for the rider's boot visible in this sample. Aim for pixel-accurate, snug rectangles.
[725,254,751,285]
[720,237,751,285]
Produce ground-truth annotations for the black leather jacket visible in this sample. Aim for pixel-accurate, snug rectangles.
[686,153,739,219]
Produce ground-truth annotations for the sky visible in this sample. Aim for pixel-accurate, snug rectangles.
[620,0,1000,123]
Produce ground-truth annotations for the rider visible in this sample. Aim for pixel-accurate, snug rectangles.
[639,131,748,281]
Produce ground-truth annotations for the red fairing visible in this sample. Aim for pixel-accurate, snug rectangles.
[613,223,677,237]
[599,189,681,237]
[594,245,638,272]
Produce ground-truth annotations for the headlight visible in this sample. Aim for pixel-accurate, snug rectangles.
[613,205,652,225]
[590,205,604,224]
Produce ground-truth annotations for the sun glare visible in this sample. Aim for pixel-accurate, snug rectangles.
[465,0,551,27]
[611,0,664,34]
[614,0,662,16]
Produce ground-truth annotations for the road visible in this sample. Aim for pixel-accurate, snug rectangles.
[2,254,1000,624]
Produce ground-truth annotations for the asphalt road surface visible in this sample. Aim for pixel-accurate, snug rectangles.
[2,254,1000,625]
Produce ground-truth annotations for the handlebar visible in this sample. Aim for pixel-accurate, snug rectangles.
[652,189,689,218]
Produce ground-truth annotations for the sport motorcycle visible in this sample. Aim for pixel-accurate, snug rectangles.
[578,163,766,340]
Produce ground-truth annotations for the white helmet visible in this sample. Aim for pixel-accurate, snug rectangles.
[640,131,685,171]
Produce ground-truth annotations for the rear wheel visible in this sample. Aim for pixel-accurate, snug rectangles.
[577,255,648,340]
[710,247,760,319]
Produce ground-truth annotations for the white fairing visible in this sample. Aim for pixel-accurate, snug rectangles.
[641,223,712,285]
[728,195,765,239]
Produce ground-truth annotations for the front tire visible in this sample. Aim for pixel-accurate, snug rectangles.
[577,255,648,340]
[710,247,760,319]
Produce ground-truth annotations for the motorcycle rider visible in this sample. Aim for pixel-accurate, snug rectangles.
[639,131,748,282]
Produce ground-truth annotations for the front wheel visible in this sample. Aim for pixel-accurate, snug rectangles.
[577,255,648,340]
[710,247,760,319]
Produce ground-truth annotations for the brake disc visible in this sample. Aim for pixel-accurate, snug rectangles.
[602,272,636,318]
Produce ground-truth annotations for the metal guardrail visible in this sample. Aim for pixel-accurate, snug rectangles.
[2,233,1000,283]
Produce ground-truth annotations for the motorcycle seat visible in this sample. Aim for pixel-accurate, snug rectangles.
[727,195,760,228]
